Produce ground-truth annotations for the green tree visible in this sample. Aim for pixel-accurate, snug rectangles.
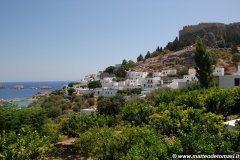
[193,37,215,88]
[122,59,127,65]
[68,87,76,96]
[114,66,127,78]
[104,66,116,74]
[145,51,151,59]
[160,47,163,52]
[88,80,102,89]
[137,54,144,62]
[97,95,125,115]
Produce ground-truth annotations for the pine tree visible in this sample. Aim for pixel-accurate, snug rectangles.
[160,47,163,52]
[122,59,127,65]
[194,37,215,88]
[156,46,160,52]
[145,51,151,59]
[137,54,143,62]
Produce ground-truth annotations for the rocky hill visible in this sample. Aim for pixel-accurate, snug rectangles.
[131,46,237,75]
[179,22,240,48]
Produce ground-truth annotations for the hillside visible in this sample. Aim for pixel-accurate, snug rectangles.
[131,46,237,74]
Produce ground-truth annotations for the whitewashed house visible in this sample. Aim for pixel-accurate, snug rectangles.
[168,68,197,89]
[218,66,240,88]
[126,71,148,80]
[213,67,224,76]
[183,75,198,82]
[125,79,141,88]
[76,88,94,95]
[152,72,162,77]
[168,79,187,89]
[142,77,163,91]
[94,87,118,97]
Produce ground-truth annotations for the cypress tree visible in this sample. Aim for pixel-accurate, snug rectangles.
[145,51,151,59]
[137,54,144,62]
[194,37,215,88]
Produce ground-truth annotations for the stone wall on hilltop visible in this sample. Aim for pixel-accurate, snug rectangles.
[179,22,240,48]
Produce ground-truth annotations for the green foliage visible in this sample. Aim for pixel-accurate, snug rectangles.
[137,54,144,62]
[194,37,215,88]
[68,83,74,87]
[29,94,71,118]
[88,80,102,89]
[0,107,47,133]
[117,88,141,96]
[114,66,127,78]
[74,126,168,160]
[97,95,126,115]
[87,98,95,106]
[51,89,64,96]
[0,127,51,160]
[104,66,116,74]
[122,59,127,65]
[120,100,155,125]
[68,87,75,96]
[60,114,119,137]
[145,51,151,59]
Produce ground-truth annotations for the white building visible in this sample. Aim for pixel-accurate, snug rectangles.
[142,77,162,91]
[234,66,240,75]
[152,72,162,77]
[125,79,141,88]
[94,88,118,97]
[218,66,240,88]
[76,88,94,95]
[213,67,224,76]
[126,71,148,80]
[224,119,240,132]
[183,75,198,82]
[168,79,188,89]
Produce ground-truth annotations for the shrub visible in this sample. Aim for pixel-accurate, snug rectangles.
[74,126,168,159]
[0,127,51,159]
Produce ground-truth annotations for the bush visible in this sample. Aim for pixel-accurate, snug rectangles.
[120,100,155,125]
[97,95,125,115]
[0,127,51,159]
[0,107,47,133]
[74,126,168,159]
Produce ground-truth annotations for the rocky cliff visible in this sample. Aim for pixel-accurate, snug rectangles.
[179,22,240,48]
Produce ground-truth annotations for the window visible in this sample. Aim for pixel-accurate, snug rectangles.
[235,78,240,86]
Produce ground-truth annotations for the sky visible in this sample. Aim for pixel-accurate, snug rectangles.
[0,0,240,82]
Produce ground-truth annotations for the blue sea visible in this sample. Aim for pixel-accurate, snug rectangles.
[0,81,70,106]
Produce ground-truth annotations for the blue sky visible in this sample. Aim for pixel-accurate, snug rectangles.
[0,0,239,82]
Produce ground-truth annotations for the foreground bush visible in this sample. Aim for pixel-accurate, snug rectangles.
[74,126,168,159]
[0,107,47,133]
[0,127,51,159]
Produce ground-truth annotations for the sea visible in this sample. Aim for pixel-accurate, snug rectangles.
[0,81,70,107]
